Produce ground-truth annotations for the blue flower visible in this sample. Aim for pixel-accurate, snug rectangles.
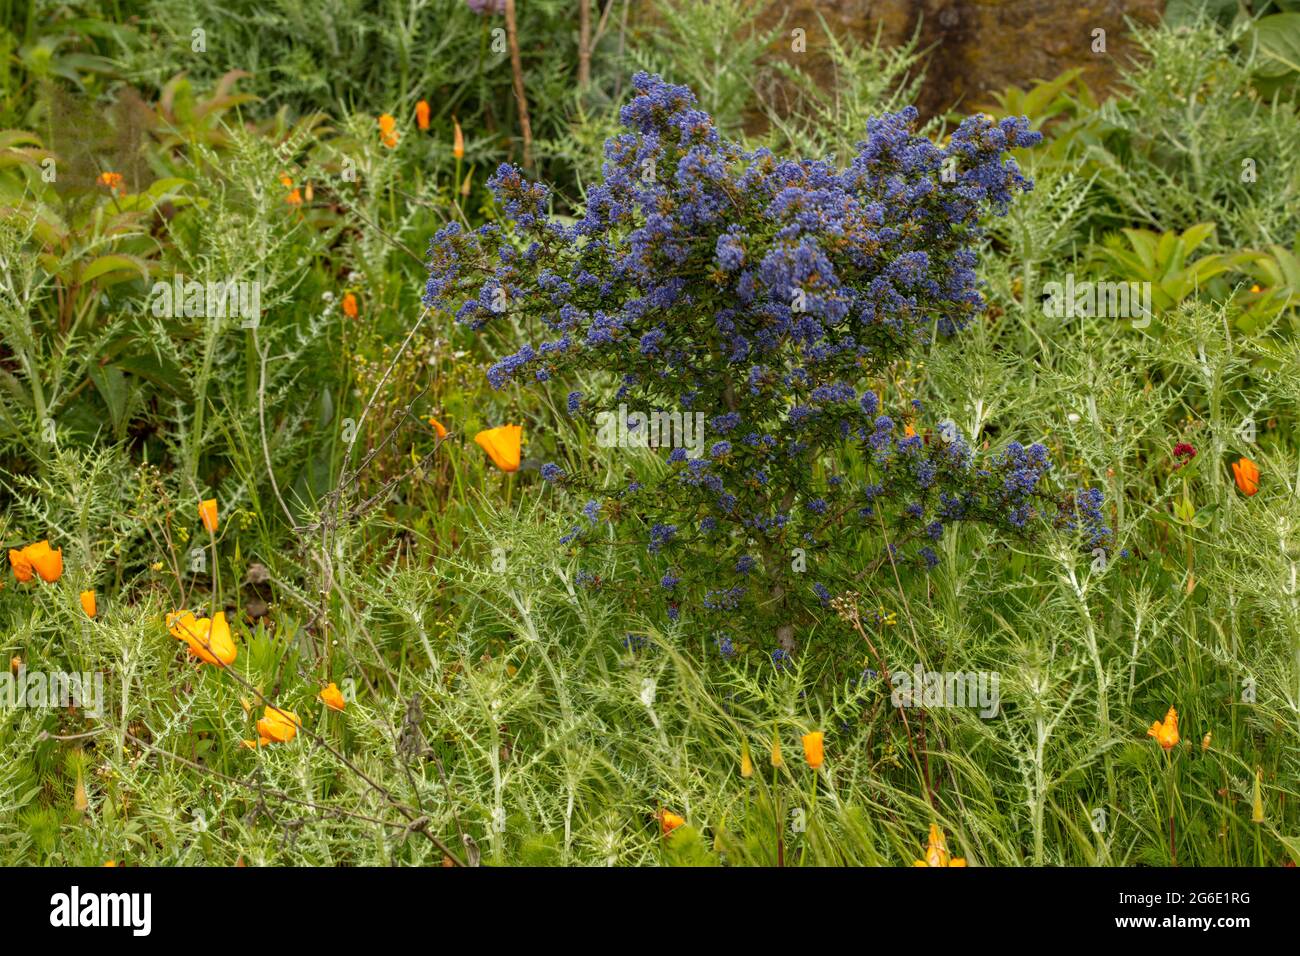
[429,71,1054,627]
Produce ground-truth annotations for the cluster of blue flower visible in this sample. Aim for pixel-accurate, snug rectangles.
[424,72,1111,653]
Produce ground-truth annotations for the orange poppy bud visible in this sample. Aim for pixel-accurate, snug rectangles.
[453,118,464,160]
[25,540,62,583]
[474,424,522,472]
[80,590,97,618]
[428,417,448,439]
[341,293,358,319]
[379,114,398,148]
[657,810,685,836]
[416,100,430,131]
[304,182,314,202]
[770,727,783,768]
[739,739,753,779]
[913,823,966,867]
[1231,457,1259,496]
[320,682,346,712]
[9,656,21,674]
[8,548,33,583]
[199,498,219,533]
[1147,707,1179,750]
[256,705,301,744]
[103,860,118,867]
[801,730,824,770]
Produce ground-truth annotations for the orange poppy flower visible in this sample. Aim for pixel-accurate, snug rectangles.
[285,188,303,206]
[1231,457,1259,496]
[474,424,522,472]
[657,810,685,836]
[255,705,301,744]
[801,731,824,770]
[428,417,448,439]
[8,547,33,583]
[199,498,219,533]
[416,100,430,131]
[12,540,63,583]
[378,113,398,148]
[913,823,967,867]
[80,590,97,618]
[96,171,125,195]
[1148,707,1179,750]
[167,610,237,667]
[453,118,464,160]
[341,292,358,319]
[319,682,346,712]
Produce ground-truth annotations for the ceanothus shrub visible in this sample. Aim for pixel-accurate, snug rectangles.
[424,72,1111,652]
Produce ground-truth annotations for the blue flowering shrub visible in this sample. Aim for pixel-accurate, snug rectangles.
[425,73,1111,648]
